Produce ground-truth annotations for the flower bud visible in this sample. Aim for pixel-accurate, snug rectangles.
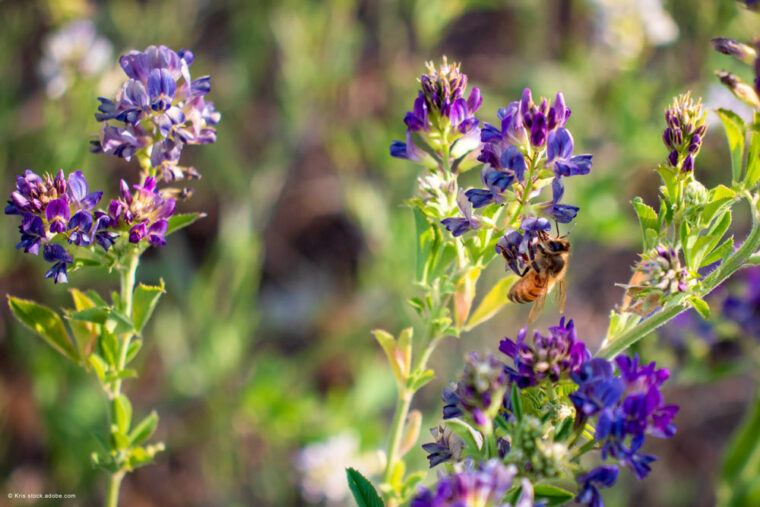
[711,37,758,65]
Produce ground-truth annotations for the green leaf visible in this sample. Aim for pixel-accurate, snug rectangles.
[166,213,205,237]
[111,394,132,434]
[553,416,574,442]
[510,384,523,422]
[701,237,734,268]
[680,221,693,269]
[533,484,575,506]
[631,197,659,249]
[721,382,760,485]
[125,339,143,365]
[8,296,80,364]
[129,411,159,446]
[132,280,165,333]
[66,289,98,359]
[88,354,108,382]
[345,468,384,507]
[100,329,119,366]
[372,329,403,385]
[687,296,711,320]
[407,369,434,392]
[465,275,519,331]
[413,208,438,283]
[701,185,736,225]
[68,307,109,324]
[717,108,747,183]
[746,129,760,188]
[692,210,732,269]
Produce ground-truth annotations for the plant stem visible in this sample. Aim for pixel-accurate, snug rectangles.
[105,251,140,507]
[105,471,124,507]
[383,390,412,485]
[597,197,760,359]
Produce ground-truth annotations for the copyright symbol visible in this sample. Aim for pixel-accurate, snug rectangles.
[8,493,12,499]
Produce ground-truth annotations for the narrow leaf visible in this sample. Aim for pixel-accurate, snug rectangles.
[111,395,132,434]
[345,468,384,507]
[454,267,481,330]
[8,296,80,364]
[631,197,659,249]
[688,297,711,320]
[510,384,523,422]
[746,129,760,188]
[717,108,746,183]
[533,484,575,506]
[465,275,519,331]
[129,411,159,446]
[166,213,205,237]
[132,281,165,334]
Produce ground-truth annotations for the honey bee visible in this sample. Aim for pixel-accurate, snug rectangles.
[507,233,571,323]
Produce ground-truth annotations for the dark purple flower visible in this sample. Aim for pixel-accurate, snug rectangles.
[575,465,619,507]
[601,436,657,480]
[500,317,590,388]
[538,178,579,224]
[67,170,102,210]
[442,189,480,237]
[421,426,463,468]
[17,214,46,255]
[662,94,707,172]
[569,358,624,418]
[43,243,73,284]
[546,128,592,178]
[93,212,119,251]
[45,198,70,234]
[67,210,93,246]
[466,146,526,208]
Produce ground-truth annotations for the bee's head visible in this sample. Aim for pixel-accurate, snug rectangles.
[546,237,571,253]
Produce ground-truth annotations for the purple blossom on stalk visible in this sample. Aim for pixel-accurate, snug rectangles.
[519,88,571,149]
[537,178,579,224]
[500,317,590,388]
[92,45,220,181]
[546,128,592,178]
[441,189,480,237]
[421,425,464,468]
[465,145,526,208]
[441,352,507,428]
[575,465,619,507]
[662,93,707,173]
[410,460,532,507]
[43,243,73,284]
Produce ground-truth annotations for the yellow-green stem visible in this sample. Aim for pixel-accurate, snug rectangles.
[105,471,124,507]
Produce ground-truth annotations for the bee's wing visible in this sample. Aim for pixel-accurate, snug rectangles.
[528,292,546,324]
[556,277,567,314]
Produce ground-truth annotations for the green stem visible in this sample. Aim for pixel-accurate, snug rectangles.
[597,197,760,359]
[105,251,140,507]
[105,471,124,507]
[383,390,412,486]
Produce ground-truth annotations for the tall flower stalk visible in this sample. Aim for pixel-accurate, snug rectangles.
[5,45,220,506]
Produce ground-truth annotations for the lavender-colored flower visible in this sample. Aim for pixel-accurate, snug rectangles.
[537,178,579,224]
[390,130,436,166]
[575,465,619,507]
[411,460,531,507]
[442,353,507,428]
[500,317,590,388]
[422,425,464,468]
[662,93,708,172]
[67,210,93,246]
[442,189,480,237]
[546,128,592,178]
[568,358,625,418]
[43,243,73,284]
[480,102,528,151]
[93,45,220,180]
[417,57,481,134]
[38,20,112,99]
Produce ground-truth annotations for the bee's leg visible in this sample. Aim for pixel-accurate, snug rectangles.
[555,220,560,236]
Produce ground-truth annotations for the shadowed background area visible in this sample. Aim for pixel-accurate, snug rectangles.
[0,0,758,505]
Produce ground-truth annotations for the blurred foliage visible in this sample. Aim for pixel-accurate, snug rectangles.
[0,0,758,505]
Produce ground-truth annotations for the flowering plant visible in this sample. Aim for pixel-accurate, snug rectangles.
[346,9,760,506]
[5,44,219,506]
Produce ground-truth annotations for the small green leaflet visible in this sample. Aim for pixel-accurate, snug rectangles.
[345,468,384,507]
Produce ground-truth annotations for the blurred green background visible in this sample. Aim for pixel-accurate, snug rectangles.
[0,0,759,505]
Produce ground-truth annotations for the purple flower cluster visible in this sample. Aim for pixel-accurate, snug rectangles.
[500,317,590,388]
[411,460,533,507]
[5,170,106,283]
[575,465,619,507]
[441,352,507,428]
[92,45,220,181]
[105,177,176,247]
[662,93,707,173]
[445,88,590,238]
[569,355,678,481]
